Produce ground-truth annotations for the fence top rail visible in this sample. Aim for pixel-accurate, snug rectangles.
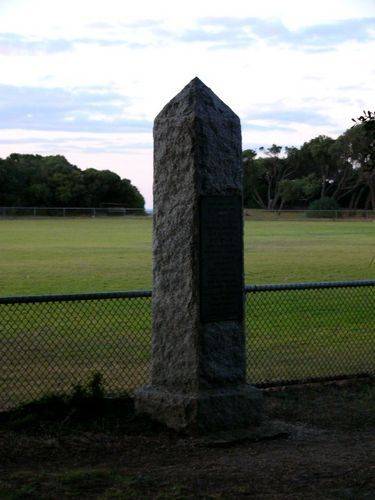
[1,207,374,213]
[245,209,375,212]
[0,206,145,210]
[245,279,375,293]
[0,290,152,305]
[0,279,374,304]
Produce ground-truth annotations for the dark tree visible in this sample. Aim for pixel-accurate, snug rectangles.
[242,117,374,210]
[0,154,145,209]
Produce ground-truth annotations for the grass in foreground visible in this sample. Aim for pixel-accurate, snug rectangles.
[0,217,374,296]
[0,217,374,408]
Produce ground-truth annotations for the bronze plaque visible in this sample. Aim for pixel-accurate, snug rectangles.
[199,195,243,323]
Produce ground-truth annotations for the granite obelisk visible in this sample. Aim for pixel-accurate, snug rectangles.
[135,78,262,432]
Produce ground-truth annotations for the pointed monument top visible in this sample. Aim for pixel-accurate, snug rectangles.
[155,77,239,124]
[186,76,206,87]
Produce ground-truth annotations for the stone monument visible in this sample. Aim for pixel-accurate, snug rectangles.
[135,77,262,432]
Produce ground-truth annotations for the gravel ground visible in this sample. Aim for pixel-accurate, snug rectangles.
[0,379,374,499]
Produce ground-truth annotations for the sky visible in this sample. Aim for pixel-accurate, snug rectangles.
[0,0,374,208]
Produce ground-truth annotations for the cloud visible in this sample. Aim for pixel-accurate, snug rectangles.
[242,122,294,132]
[73,37,147,49]
[180,17,286,47]
[83,16,375,52]
[247,108,333,126]
[186,16,375,51]
[0,135,152,151]
[0,84,152,133]
[1,17,373,56]
[66,142,152,154]
[0,32,149,57]
[0,32,148,55]
[86,19,162,30]
[0,32,72,55]
[301,18,375,45]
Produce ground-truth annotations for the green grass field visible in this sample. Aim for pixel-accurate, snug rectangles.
[1,217,374,296]
[0,217,374,408]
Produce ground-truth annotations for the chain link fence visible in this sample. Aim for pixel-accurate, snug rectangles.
[2,207,375,220]
[244,209,375,221]
[245,281,374,386]
[0,206,149,217]
[0,281,374,410]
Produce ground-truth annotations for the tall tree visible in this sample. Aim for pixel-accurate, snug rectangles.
[243,149,267,208]
[258,145,296,209]
[299,135,336,198]
[339,124,375,209]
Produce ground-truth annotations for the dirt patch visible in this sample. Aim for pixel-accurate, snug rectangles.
[0,380,374,498]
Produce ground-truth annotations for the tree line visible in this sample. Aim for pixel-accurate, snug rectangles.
[1,116,373,211]
[0,154,145,209]
[243,119,374,210]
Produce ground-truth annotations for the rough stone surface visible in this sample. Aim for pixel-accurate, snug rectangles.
[136,385,262,432]
[135,77,263,431]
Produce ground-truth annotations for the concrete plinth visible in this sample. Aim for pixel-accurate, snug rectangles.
[136,385,262,433]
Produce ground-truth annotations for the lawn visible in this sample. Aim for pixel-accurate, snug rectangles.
[0,217,374,408]
[0,217,374,296]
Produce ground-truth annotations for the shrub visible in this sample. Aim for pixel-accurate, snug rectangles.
[307,197,341,218]
[0,372,130,431]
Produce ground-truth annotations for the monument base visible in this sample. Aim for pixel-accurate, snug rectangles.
[135,384,263,432]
